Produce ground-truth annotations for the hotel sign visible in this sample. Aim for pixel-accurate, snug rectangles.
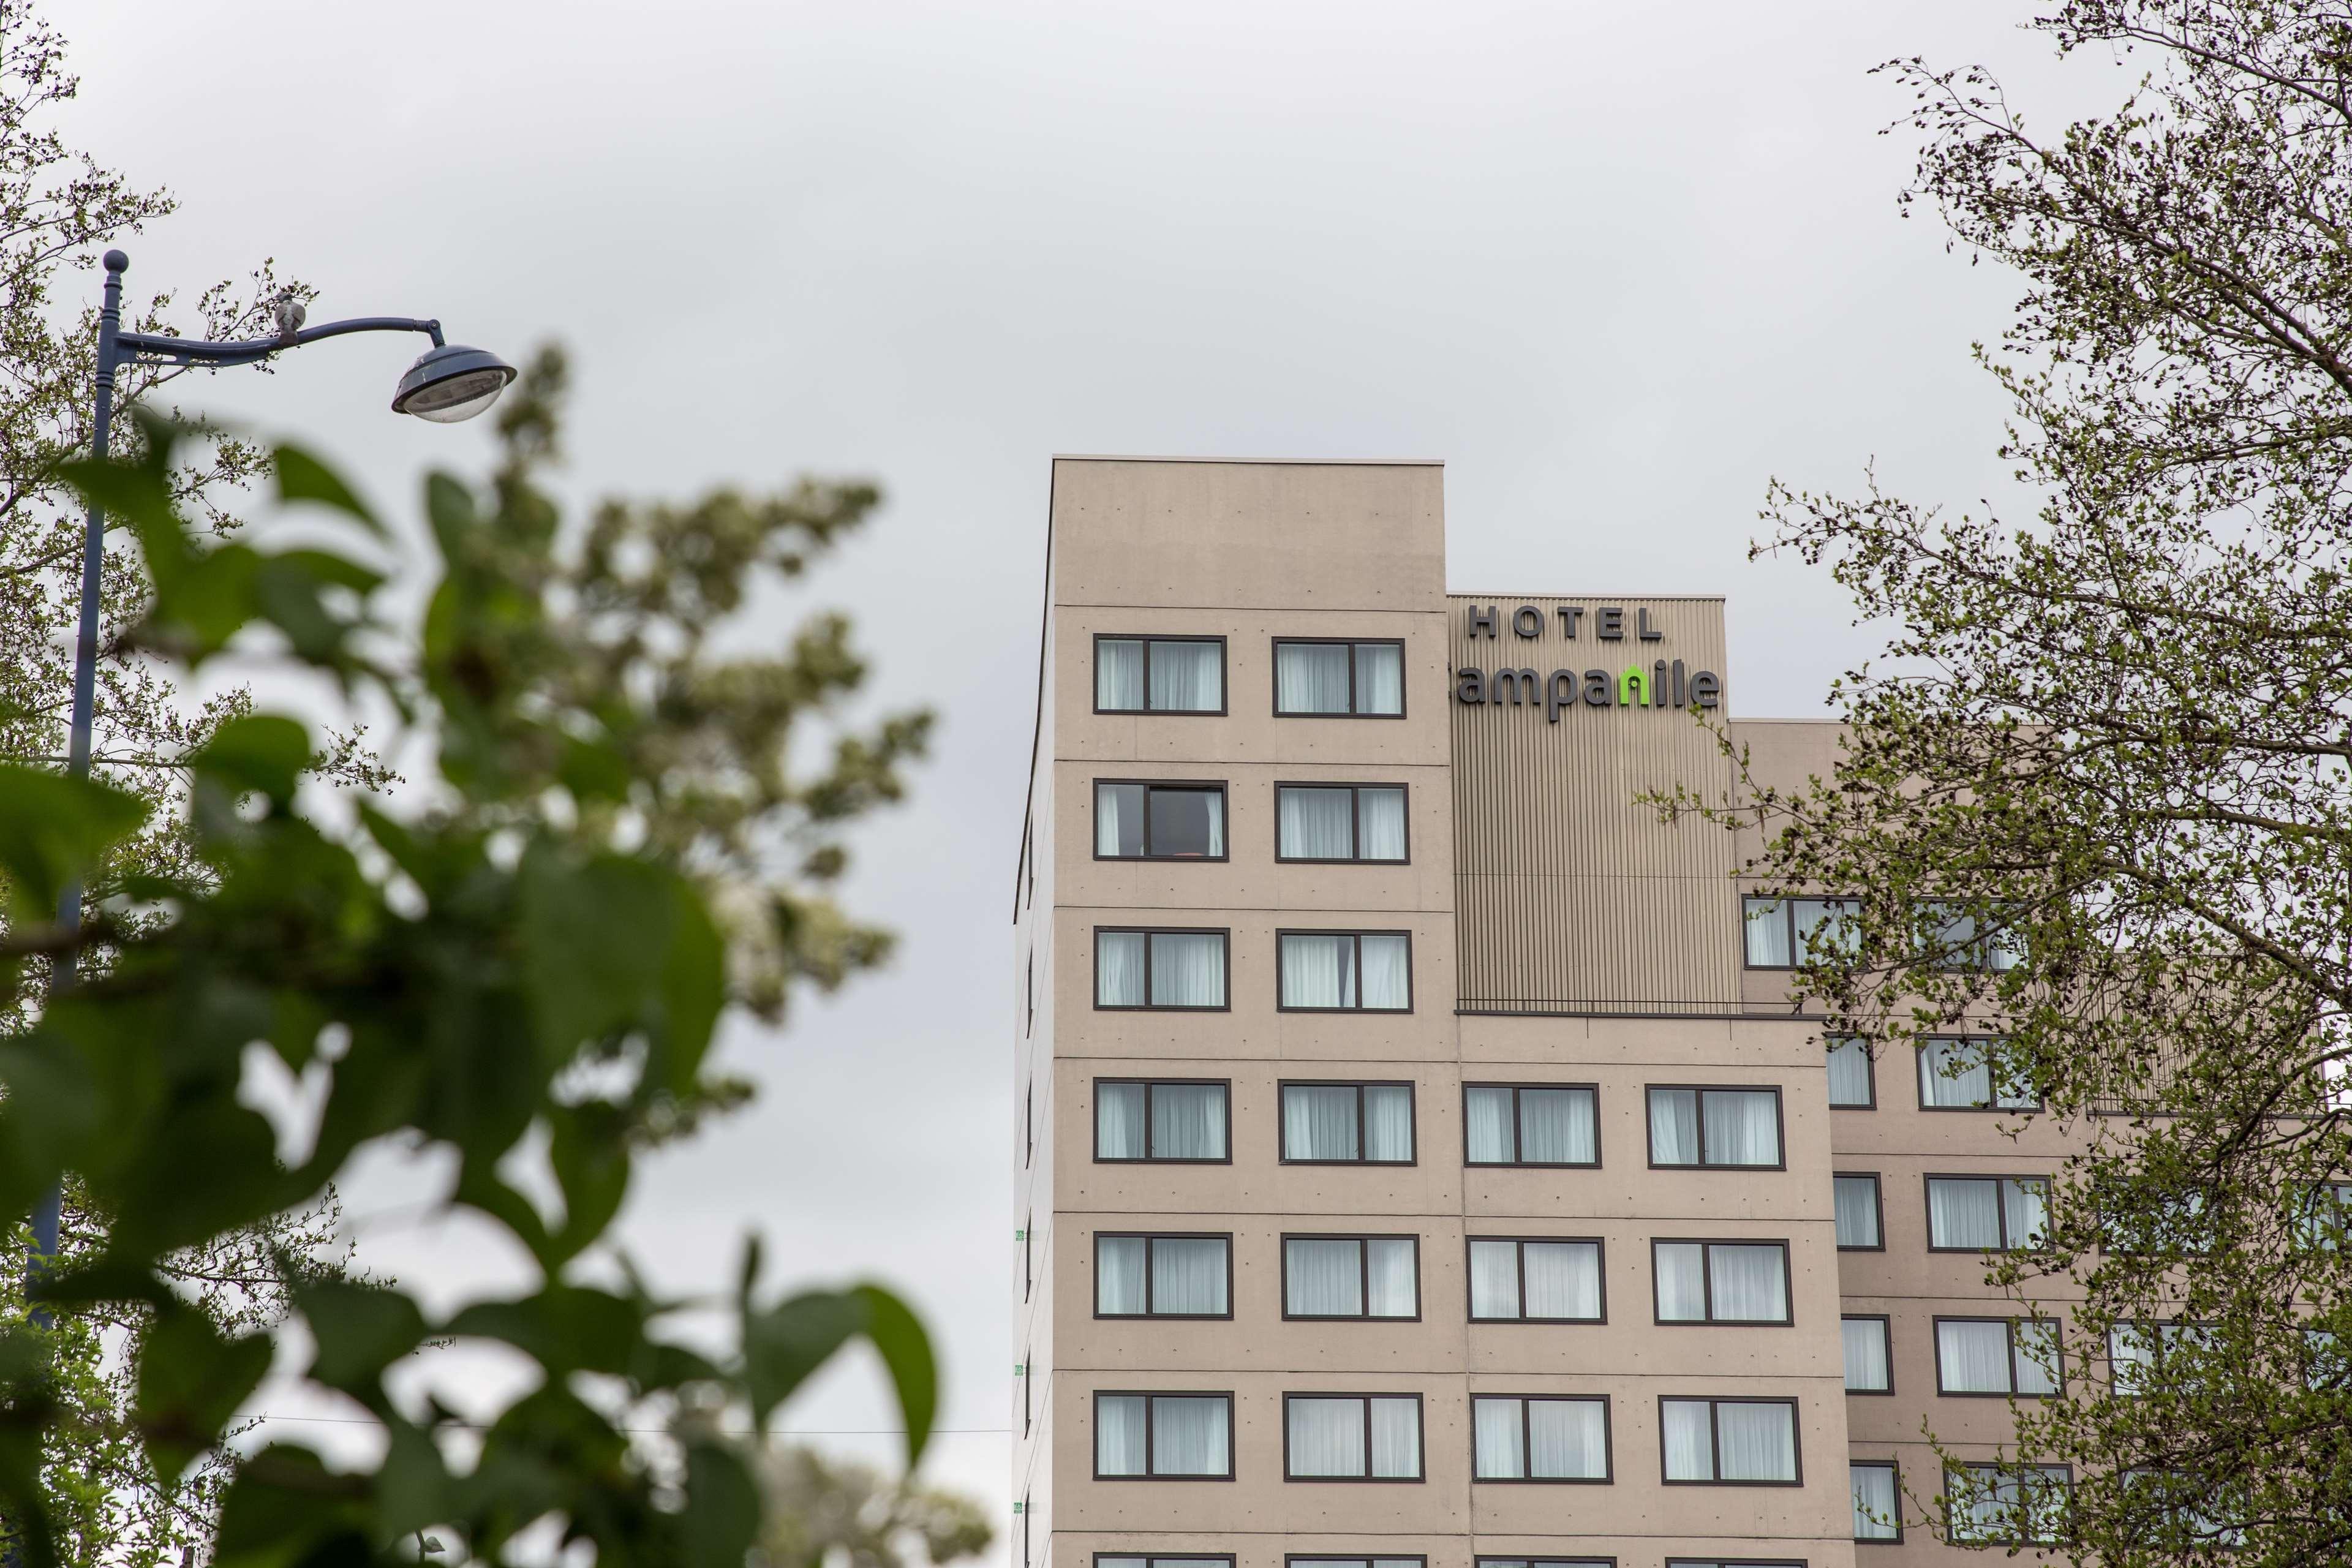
[1452,602,1721,722]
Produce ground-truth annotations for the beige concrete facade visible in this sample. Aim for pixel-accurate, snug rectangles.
[1013,459,2066,1568]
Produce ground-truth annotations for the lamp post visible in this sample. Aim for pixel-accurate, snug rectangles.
[32,248,516,1281]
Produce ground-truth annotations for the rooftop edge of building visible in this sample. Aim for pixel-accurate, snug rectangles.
[1050,453,1446,466]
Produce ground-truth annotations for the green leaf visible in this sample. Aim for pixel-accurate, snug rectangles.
[191,715,312,808]
[136,1305,272,1487]
[0,765,148,925]
[301,1281,429,1397]
[742,1289,864,1430]
[210,1444,373,1568]
[681,1441,760,1568]
[273,445,385,536]
[443,1286,642,1376]
[853,1283,938,1468]
[547,1106,631,1265]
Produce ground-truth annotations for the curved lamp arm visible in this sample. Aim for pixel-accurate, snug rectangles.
[115,315,446,369]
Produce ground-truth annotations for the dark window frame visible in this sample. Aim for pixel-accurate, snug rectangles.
[1276,1080,1418,1166]
[1295,1558,1434,1568]
[1092,1077,1234,1165]
[1842,1313,1895,1396]
[1090,1390,1237,1482]
[1648,1238,1795,1327]
[1826,1035,1877,1110]
[1915,1035,2041,1113]
[1093,1232,1237,1322]
[1272,780,1413,865]
[1023,1212,1033,1301]
[1664,1562,1808,1568]
[1943,1461,2073,1546]
[1932,1314,2065,1399]
[1092,926,1232,1012]
[1466,1393,1615,1485]
[1644,1084,1788,1171]
[1851,1458,1904,1544]
[1923,1173,2051,1254]
[1465,1235,1609,1324]
[1279,1391,1428,1483]
[1270,636,1409,719]
[1090,779,1232,863]
[1461,1082,1603,1169]
[1656,1395,1804,1488]
[1021,1354,1030,1438]
[1740,891,1858,970]
[1834,1172,1886,1253]
[1092,633,1230,717]
[1274,929,1415,1014]
[1279,1232,1423,1322]
[1102,1555,1239,1568]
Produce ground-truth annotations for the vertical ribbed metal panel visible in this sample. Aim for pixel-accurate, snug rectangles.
[1447,595,1740,1013]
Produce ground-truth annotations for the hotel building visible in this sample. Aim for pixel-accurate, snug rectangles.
[1011,459,2077,1568]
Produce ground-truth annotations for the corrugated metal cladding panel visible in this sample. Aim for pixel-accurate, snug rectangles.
[1447,595,1743,1014]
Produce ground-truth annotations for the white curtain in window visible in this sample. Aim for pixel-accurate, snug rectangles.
[1709,1245,1787,1322]
[1938,1320,2013,1392]
[1153,1238,1228,1316]
[1471,1397,1525,1479]
[1096,1237,1147,1314]
[1152,1396,1227,1476]
[1920,1037,1991,1107]
[1793,896,1853,958]
[1285,1238,1363,1316]
[1930,1180,2003,1249]
[2012,1319,2060,1395]
[1287,1397,1365,1477]
[1842,1318,1890,1390]
[1354,643,1403,714]
[1825,1037,1873,1107]
[1359,788,1407,859]
[1702,1091,1779,1166]
[1522,1242,1600,1321]
[1468,1240,1520,1319]
[1716,1402,1796,1482]
[1517,1088,1594,1163]
[1851,1464,1899,1540]
[1654,1243,1708,1321]
[1283,1085,1359,1161]
[1148,932,1225,1008]
[1834,1176,1881,1247]
[1368,1397,1420,1478]
[1152,1083,1226,1159]
[1743,898,1792,967]
[1527,1399,1606,1480]
[1097,1083,1146,1158]
[1464,1087,1514,1163]
[1362,1084,1413,1161]
[2110,1325,2153,1395]
[1359,935,1411,1009]
[2004,1179,2048,1248]
[1098,1558,1145,1568]
[1365,1238,1416,1317]
[1276,643,1353,713]
[1649,1089,1700,1164]
[1659,1400,1714,1480]
[1280,933,1354,1008]
[1096,640,1144,710]
[1096,782,1143,858]
[1096,1395,1147,1475]
[1097,932,1145,1007]
[1149,641,1221,712]
[1279,787,1355,859]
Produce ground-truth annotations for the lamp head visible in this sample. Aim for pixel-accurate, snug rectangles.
[392,343,517,423]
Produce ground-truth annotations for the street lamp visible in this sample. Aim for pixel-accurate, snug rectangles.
[31,249,514,1282]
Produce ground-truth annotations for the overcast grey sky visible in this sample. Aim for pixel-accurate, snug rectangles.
[66,0,2101,1555]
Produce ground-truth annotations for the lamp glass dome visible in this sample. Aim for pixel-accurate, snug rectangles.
[393,344,518,423]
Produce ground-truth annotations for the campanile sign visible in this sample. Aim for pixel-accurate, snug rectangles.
[1450,600,1724,722]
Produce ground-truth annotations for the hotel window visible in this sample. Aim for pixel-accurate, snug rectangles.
[1469,1395,1611,1482]
[1842,1316,1892,1393]
[1741,894,1856,968]
[1935,1317,2062,1396]
[1275,784,1408,862]
[1667,1562,1811,1568]
[1476,1561,1614,1568]
[1022,1213,1032,1299]
[1647,1087,1782,1169]
[1280,1082,1414,1163]
[1282,1394,1423,1480]
[1095,1080,1229,1163]
[1273,638,1404,717]
[1834,1174,1883,1250]
[1095,782,1226,861]
[1916,1036,2038,1111]
[2308,1328,2346,1390]
[1021,1355,1030,1436]
[1825,1036,1874,1108]
[2108,1321,2214,1395]
[1277,931,1412,1011]
[1106,1558,1235,1568]
[1653,1241,1790,1325]
[1095,928,1228,1010]
[2296,1182,2352,1250]
[1945,1463,2068,1544]
[2101,1188,2214,1255]
[1918,900,2022,972]
[1926,1175,2048,1252]
[1296,1558,1426,1568]
[1283,1235,1419,1319]
[1468,1238,1604,1322]
[2121,1469,2247,1548]
[1464,1084,1599,1167]
[1096,1234,1232,1319]
[1852,1461,1901,1542]
[1095,636,1224,714]
[1659,1397,1800,1485]
[1094,1392,1234,1479]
